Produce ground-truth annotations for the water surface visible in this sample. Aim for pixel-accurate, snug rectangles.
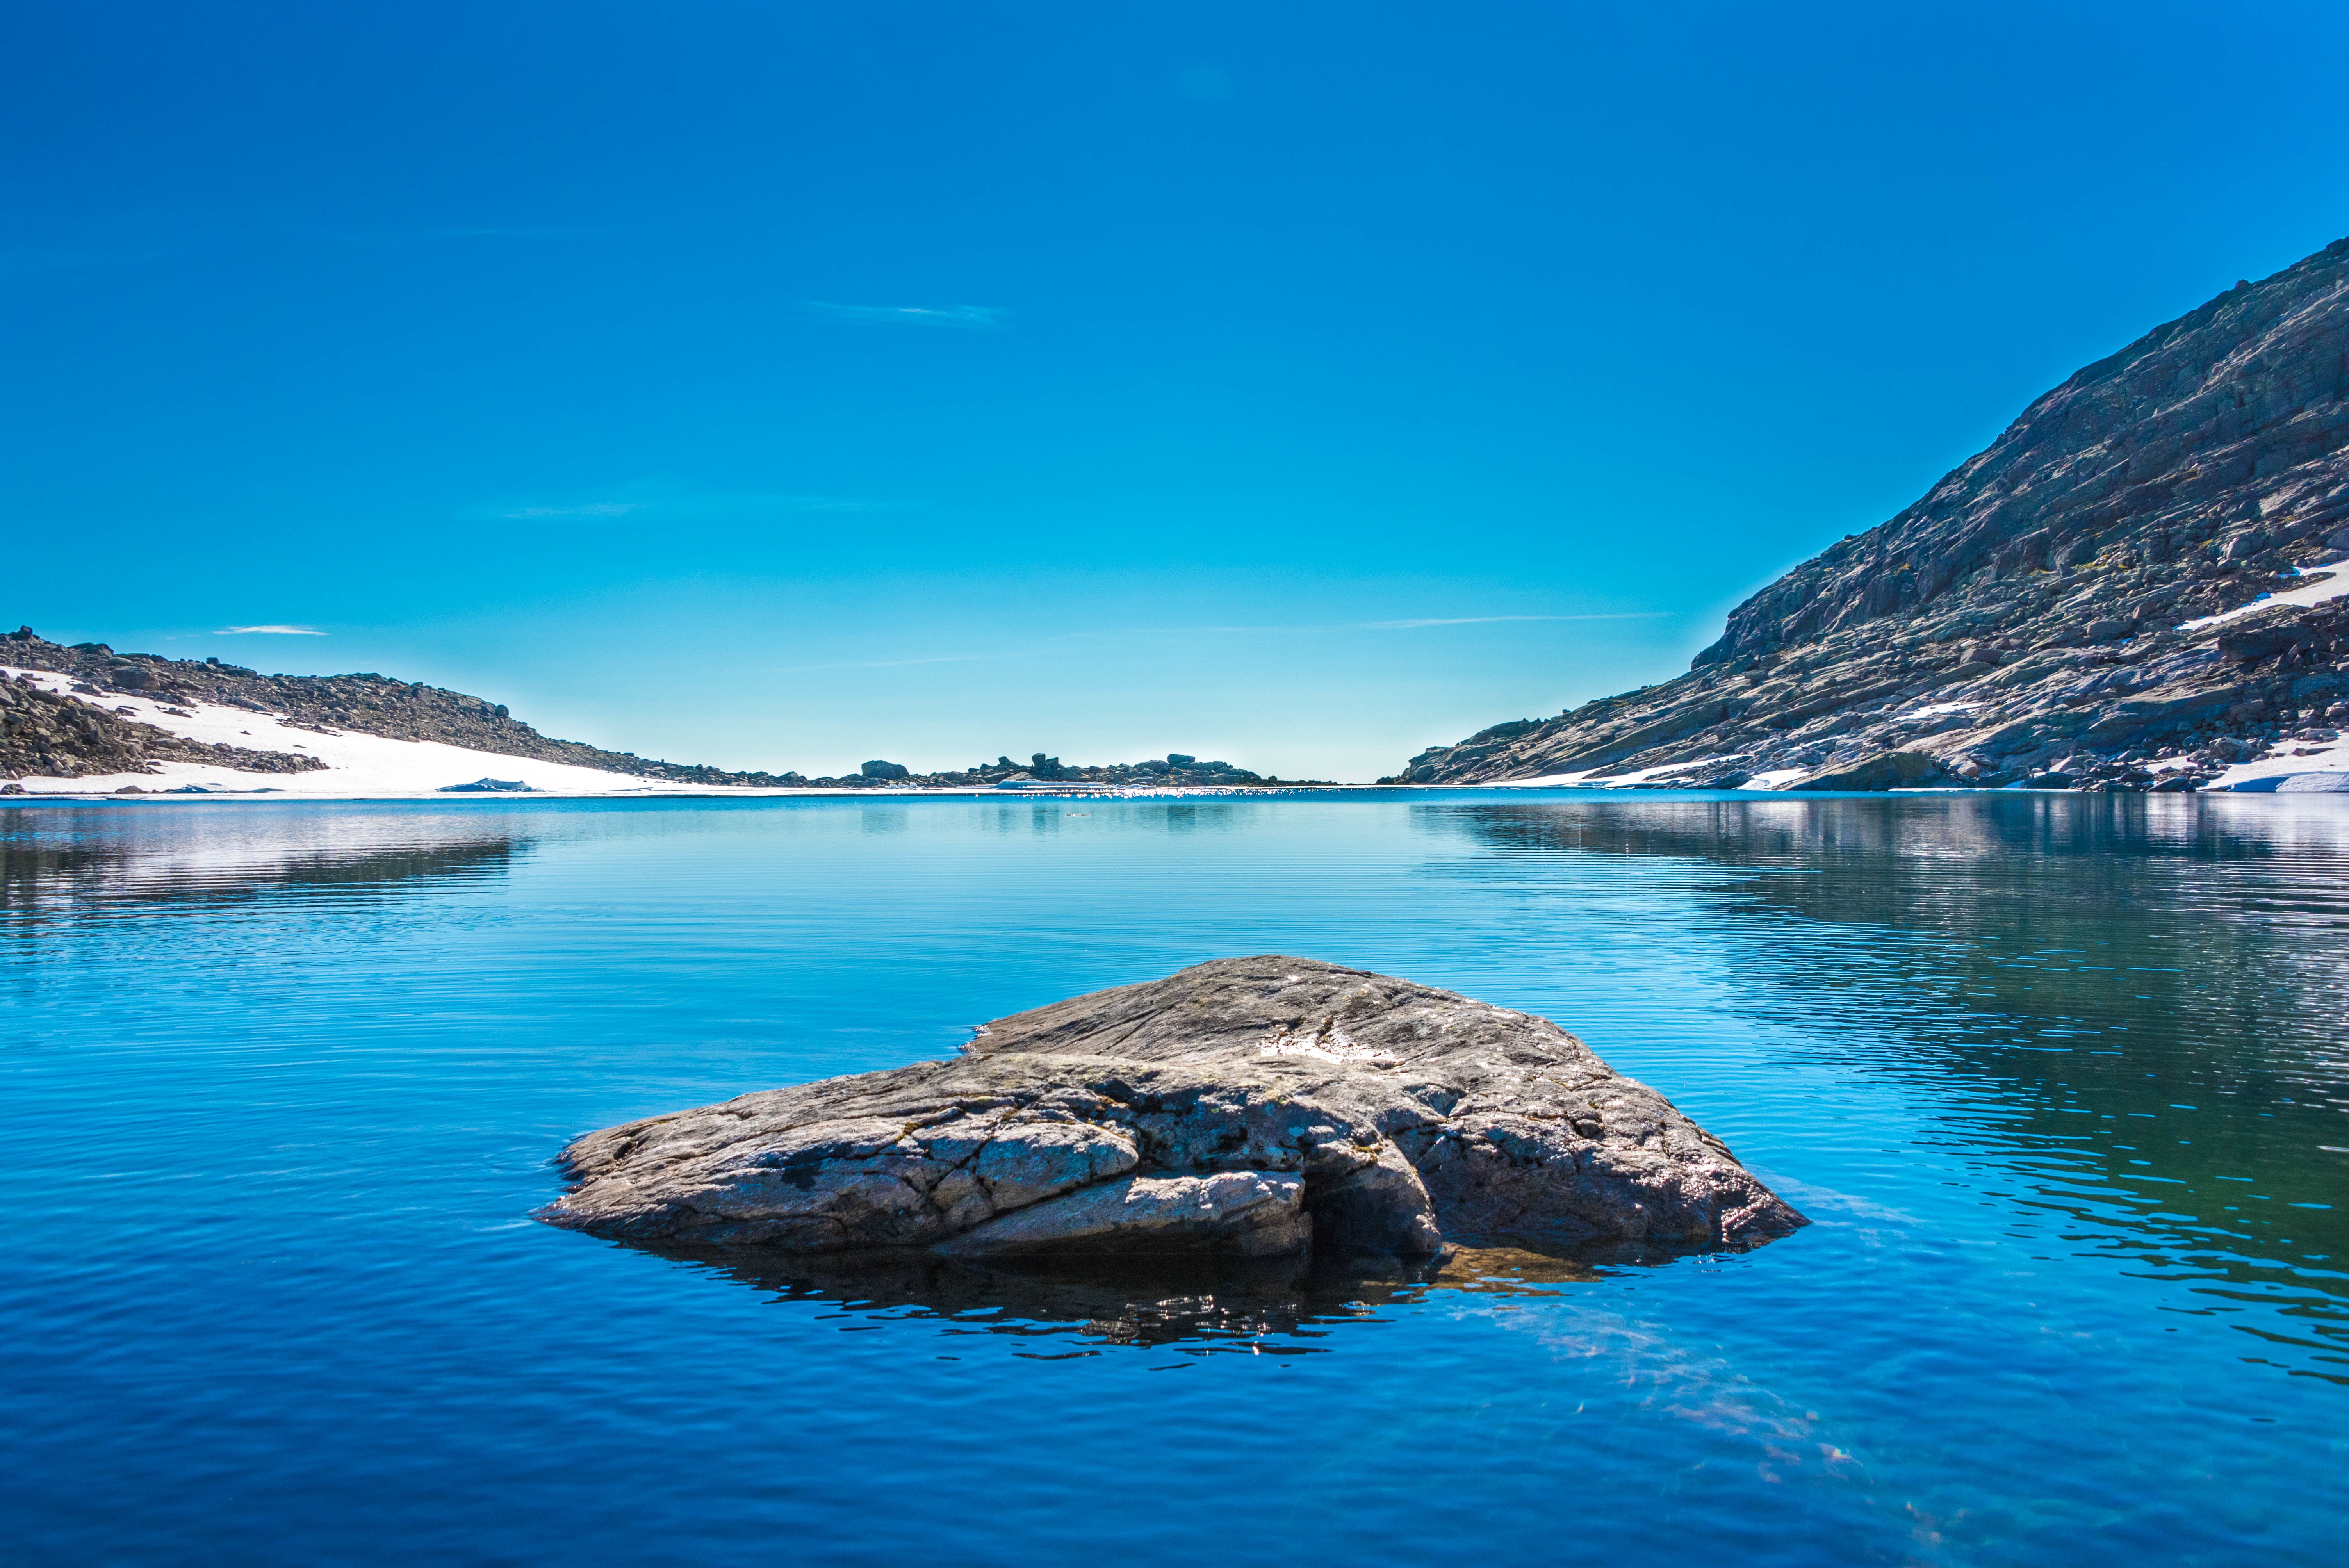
[4,792,2344,1564]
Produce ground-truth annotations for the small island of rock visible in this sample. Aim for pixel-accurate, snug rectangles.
[538,957,1805,1261]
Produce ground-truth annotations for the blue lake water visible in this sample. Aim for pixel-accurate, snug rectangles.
[4,791,2345,1565]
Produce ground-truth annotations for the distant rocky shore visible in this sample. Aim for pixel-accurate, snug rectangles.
[852,751,1303,789]
[1392,235,2349,793]
[0,629,1301,790]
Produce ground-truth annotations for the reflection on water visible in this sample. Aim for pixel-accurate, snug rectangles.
[1449,793,2349,1382]
[0,803,527,921]
[636,1243,1609,1359]
[634,1239,1606,1352]
[5,792,2347,1566]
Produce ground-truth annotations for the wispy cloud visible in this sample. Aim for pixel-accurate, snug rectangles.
[770,651,1014,673]
[276,220,602,248]
[462,491,904,522]
[497,502,643,519]
[802,301,1004,328]
[216,624,327,635]
[1356,612,1670,630]
[1102,612,1675,635]
[761,613,1665,673]
[0,242,167,280]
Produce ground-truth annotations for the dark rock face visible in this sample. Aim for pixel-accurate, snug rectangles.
[537,957,1805,1260]
[0,671,324,782]
[859,759,911,779]
[1396,236,2349,792]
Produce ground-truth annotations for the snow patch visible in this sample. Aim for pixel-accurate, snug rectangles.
[1475,755,1750,789]
[2208,727,2349,791]
[2,667,737,799]
[1738,768,1812,790]
[2177,559,2349,632]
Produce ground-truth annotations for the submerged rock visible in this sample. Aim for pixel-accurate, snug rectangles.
[540,957,1805,1260]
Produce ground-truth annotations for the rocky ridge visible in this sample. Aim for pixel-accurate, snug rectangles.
[538,956,1804,1260]
[1394,235,2349,792]
[1,631,1301,789]
[0,669,323,787]
[2,629,810,787]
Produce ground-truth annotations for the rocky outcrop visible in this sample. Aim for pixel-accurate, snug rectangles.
[537,956,1804,1260]
[1,631,1299,789]
[1394,235,2349,791]
[0,670,324,782]
[1,629,807,787]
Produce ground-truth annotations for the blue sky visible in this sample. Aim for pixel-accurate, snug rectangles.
[7,2,2346,780]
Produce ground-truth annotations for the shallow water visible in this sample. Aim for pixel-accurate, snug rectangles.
[4,791,2344,1565]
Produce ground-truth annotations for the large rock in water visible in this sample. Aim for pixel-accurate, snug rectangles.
[538,957,1805,1260]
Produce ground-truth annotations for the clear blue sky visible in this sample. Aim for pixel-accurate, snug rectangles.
[7,2,2345,780]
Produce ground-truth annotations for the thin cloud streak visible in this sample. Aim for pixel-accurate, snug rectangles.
[802,301,1004,328]
[768,650,1022,673]
[501,502,641,519]
[465,492,904,522]
[1356,612,1670,630]
[1118,611,1674,635]
[760,613,1667,672]
[216,625,327,635]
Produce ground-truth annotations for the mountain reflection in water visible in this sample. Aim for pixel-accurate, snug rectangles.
[0,802,527,920]
[1444,792,2349,1382]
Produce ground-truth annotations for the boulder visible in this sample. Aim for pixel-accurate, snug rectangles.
[1790,749,1947,791]
[859,759,911,780]
[538,957,1805,1261]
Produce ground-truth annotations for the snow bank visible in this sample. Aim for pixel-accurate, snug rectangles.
[1471,755,1759,790]
[2177,559,2349,631]
[2,668,744,799]
[2208,726,2349,792]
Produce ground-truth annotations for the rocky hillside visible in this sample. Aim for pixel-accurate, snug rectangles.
[0,671,324,786]
[1393,234,2349,792]
[1,631,1303,789]
[0,629,815,786]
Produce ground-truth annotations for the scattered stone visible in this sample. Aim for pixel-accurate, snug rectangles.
[1791,750,1946,791]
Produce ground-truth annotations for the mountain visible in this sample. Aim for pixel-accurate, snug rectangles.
[0,631,806,787]
[1392,235,2349,792]
[0,631,1300,792]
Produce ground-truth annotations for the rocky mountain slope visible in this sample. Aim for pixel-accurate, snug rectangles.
[0,670,324,788]
[2,629,1300,789]
[1393,235,2349,792]
[1,629,811,786]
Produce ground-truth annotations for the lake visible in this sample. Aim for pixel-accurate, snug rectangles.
[4,791,2344,1565]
